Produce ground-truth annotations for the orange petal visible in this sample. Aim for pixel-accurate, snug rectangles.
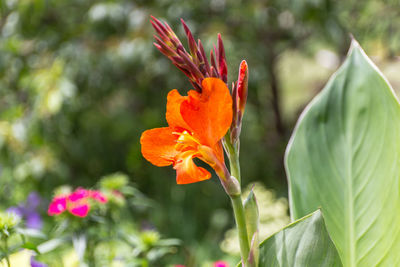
[166,89,190,130]
[180,78,232,147]
[174,151,211,184]
[140,127,179,166]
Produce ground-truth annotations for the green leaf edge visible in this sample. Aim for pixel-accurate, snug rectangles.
[258,209,335,246]
[237,209,342,267]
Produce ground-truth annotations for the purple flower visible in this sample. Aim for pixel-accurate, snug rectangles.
[7,206,23,217]
[30,256,48,267]
[25,212,43,229]
[7,192,43,230]
[27,192,41,209]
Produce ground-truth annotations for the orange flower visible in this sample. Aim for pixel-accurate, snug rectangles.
[140,78,232,184]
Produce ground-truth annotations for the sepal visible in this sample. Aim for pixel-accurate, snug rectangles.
[243,188,259,245]
[246,232,260,267]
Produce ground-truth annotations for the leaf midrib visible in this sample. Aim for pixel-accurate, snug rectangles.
[340,63,356,267]
[346,127,356,267]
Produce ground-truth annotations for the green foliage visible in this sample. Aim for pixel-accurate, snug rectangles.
[257,210,342,267]
[286,41,400,266]
[100,172,129,190]
[221,183,289,257]
[239,210,342,267]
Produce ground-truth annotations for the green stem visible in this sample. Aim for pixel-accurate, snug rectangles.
[223,134,249,264]
[230,148,241,182]
[223,131,255,265]
[223,135,241,182]
[4,238,10,267]
[231,194,250,265]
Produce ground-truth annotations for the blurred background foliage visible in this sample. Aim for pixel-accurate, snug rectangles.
[1,0,400,265]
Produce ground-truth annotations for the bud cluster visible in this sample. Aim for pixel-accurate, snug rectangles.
[151,16,227,92]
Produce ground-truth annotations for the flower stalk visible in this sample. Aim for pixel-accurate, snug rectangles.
[148,16,258,266]
[224,133,252,266]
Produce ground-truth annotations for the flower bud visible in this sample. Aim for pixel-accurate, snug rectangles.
[230,61,249,145]
[237,60,248,116]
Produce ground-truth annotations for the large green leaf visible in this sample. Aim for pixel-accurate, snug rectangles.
[285,40,400,266]
[238,210,342,267]
[258,210,342,267]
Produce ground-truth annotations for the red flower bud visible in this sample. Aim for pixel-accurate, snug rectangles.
[230,60,249,144]
[237,60,248,115]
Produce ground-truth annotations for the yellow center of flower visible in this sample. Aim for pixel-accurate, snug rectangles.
[174,130,200,151]
[172,130,220,171]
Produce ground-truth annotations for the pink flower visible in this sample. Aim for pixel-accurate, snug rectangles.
[214,261,229,267]
[90,190,107,203]
[48,196,67,215]
[174,265,186,267]
[48,188,107,218]
[69,203,90,217]
[68,188,90,202]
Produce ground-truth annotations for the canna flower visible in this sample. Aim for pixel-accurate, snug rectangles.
[141,78,232,185]
[48,188,108,218]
